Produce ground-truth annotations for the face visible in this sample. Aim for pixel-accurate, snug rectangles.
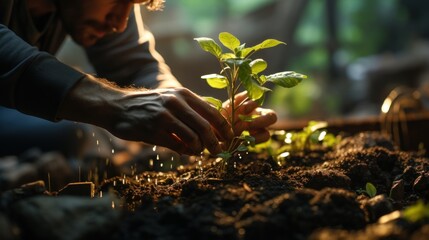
[56,0,145,47]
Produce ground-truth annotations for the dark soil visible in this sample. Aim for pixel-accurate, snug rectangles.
[95,131,429,240]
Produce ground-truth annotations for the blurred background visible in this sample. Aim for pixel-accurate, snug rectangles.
[57,0,429,122]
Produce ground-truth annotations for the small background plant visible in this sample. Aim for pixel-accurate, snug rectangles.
[357,182,377,198]
[260,121,339,165]
[402,200,429,223]
[194,32,306,167]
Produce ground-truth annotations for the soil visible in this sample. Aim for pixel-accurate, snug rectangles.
[94,131,429,240]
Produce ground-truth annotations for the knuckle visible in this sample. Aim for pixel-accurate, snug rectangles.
[175,87,191,97]
[162,94,179,107]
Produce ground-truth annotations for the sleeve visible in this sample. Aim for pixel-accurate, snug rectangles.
[85,5,181,89]
[0,24,86,121]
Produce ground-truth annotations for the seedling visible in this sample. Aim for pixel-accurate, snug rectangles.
[275,121,338,153]
[194,32,306,167]
[357,182,377,198]
[402,200,429,222]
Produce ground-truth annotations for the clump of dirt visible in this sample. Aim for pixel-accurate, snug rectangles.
[95,131,429,240]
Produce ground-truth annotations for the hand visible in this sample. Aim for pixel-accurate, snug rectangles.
[58,76,233,155]
[222,91,277,144]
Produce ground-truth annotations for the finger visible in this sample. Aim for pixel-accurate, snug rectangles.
[222,91,249,116]
[232,91,249,106]
[233,100,259,124]
[166,95,225,154]
[177,110,222,155]
[165,118,203,154]
[180,90,233,142]
[150,131,189,154]
[248,129,271,144]
[234,108,277,133]
[247,108,277,129]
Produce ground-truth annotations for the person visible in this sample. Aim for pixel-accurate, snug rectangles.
[0,0,277,161]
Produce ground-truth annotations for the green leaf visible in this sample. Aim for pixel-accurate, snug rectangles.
[217,151,232,160]
[235,43,246,57]
[219,32,241,52]
[194,37,222,58]
[201,74,228,89]
[236,144,248,152]
[255,93,265,106]
[241,47,255,58]
[238,114,259,122]
[203,96,223,111]
[266,71,307,88]
[220,53,236,61]
[242,39,286,57]
[250,59,267,74]
[365,182,377,197]
[243,135,256,147]
[242,76,269,101]
[224,58,251,67]
[308,121,328,132]
[258,75,267,85]
[403,200,429,222]
[258,39,286,49]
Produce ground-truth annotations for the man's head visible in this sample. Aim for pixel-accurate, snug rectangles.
[55,0,165,47]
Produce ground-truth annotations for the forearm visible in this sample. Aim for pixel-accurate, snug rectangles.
[57,75,233,155]
[57,75,127,129]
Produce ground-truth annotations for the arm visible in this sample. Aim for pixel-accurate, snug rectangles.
[0,24,233,155]
[85,5,180,89]
[56,75,233,155]
[0,24,84,120]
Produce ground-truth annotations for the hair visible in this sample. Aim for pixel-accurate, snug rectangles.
[143,0,165,11]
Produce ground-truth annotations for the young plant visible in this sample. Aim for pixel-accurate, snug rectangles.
[270,121,340,164]
[402,200,429,222]
[194,32,306,163]
[357,182,377,198]
[276,121,338,151]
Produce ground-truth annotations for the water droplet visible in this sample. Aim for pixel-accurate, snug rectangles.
[111,149,115,154]
[152,145,157,151]
[111,201,115,209]
[113,180,116,186]
[156,154,160,160]
[99,191,103,198]
[149,159,154,167]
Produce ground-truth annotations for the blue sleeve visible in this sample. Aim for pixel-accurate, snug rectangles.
[85,5,180,89]
[0,24,85,121]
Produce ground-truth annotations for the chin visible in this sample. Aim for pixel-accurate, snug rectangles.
[71,34,98,47]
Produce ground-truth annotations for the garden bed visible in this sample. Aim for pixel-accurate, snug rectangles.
[1,128,429,240]
[101,131,429,240]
